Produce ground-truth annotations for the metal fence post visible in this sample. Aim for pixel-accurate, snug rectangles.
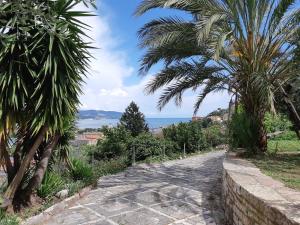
[132,147,136,166]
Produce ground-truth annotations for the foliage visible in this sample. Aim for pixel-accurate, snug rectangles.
[0,210,19,225]
[207,108,228,118]
[264,113,292,133]
[120,102,149,137]
[127,133,165,161]
[229,108,260,152]
[65,181,86,197]
[93,157,129,177]
[78,128,101,134]
[198,118,213,129]
[275,40,300,137]
[37,172,65,199]
[203,124,227,147]
[70,159,94,185]
[89,126,131,160]
[163,121,208,153]
[275,75,300,138]
[271,131,298,141]
[268,140,300,153]
[0,0,94,202]
[136,0,299,151]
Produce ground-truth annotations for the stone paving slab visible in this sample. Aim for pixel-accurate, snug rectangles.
[41,151,225,225]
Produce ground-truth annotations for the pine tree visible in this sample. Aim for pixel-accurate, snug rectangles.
[120,102,149,137]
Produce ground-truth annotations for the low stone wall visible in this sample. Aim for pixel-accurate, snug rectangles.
[223,154,300,225]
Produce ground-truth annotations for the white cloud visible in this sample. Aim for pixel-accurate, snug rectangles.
[77,2,230,117]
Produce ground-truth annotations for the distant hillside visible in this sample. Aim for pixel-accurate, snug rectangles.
[78,110,122,119]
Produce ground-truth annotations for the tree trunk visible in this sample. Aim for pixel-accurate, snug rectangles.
[24,134,60,197]
[13,126,27,178]
[0,136,14,183]
[296,131,300,139]
[258,121,267,152]
[280,86,300,139]
[1,126,47,208]
[257,109,268,152]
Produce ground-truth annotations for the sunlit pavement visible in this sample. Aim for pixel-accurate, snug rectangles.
[44,151,225,225]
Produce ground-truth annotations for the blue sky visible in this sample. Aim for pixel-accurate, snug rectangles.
[78,0,230,118]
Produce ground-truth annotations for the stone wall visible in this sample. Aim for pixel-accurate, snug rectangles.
[223,154,300,225]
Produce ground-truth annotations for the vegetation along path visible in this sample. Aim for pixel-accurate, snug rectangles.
[42,151,225,225]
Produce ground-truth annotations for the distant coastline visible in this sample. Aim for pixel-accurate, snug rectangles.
[76,118,191,129]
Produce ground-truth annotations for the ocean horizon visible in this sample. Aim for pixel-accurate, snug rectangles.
[76,118,191,129]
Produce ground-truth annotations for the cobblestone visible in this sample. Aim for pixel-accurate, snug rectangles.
[43,151,225,225]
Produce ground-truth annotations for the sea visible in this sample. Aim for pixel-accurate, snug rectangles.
[76,118,191,130]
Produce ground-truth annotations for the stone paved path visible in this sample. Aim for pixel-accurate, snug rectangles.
[44,151,225,225]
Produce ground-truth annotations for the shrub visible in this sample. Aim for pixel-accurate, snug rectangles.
[229,107,260,152]
[70,158,94,184]
[93,157,128,177]
[163,121,208,153]
[65,181,85,197]
[271,130,298,141]
[89,126,131,160]
[37,172,64,199]
[264,113,292,133]
[127,133,163,161]
[204,124,227,147]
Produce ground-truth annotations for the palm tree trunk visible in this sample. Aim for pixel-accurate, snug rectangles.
[257,115,267,152]
[244,101,267,153]
[24,134,60,198]
[1,126,47,208]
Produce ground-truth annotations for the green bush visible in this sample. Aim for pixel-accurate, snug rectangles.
[127,133,163,161]
[70,158,94,184]
[65,180,85,197]
[89,126,131,160]
[229,108,260,152]
[264,113,292,133]
[203,124,227,147]
[0,210,19,225]
[163,121,208,153]
[93,157,128,177]
[271,130,298,141]
[37,172,64,199]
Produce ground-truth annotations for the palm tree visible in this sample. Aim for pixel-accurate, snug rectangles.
[136,0,299,152]
[0,0,93,207]
[273,33,300,139]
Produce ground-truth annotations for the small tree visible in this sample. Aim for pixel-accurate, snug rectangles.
[120,102,149,137]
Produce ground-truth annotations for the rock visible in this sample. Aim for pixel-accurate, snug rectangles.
[55,189,69,199]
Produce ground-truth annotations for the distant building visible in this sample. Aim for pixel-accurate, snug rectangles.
[192,116,203,121]
[71,132,104,146]
[222,113,229,121]
[207,116,222,122]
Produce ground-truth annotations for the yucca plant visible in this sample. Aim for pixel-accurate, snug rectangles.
[37,172,65,199]
[0,0,93,207]
[136,0,299,152]
[70,158,94,185]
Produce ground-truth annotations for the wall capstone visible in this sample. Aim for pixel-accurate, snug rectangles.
[223,153,300,225]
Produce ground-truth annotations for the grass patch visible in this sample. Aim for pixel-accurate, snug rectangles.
[268,140,300,153]
[250,139,300,191]
[0,210,20,225]
[93,157,129,177]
